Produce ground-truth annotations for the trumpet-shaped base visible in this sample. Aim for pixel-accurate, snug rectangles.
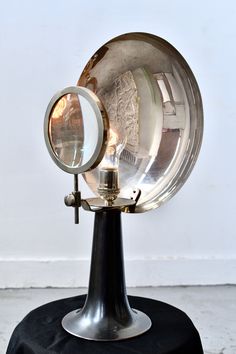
[62,209,152,341]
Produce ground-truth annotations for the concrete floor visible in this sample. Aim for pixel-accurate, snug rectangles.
[1,286,235,354]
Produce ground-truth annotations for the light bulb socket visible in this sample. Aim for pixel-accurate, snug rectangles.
[97,167,120,203]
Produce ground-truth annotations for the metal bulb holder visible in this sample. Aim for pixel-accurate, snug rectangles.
[44,32,203,341]
[97,167,120,204]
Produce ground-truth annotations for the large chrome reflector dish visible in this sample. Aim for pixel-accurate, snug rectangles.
[79,32,203,212]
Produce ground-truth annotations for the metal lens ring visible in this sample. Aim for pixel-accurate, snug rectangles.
[44,86,108,174]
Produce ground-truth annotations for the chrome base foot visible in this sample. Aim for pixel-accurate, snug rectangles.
[62,307,151,341]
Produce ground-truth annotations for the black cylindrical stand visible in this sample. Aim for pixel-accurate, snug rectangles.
[85,210,131,321]
[62,208,151,341]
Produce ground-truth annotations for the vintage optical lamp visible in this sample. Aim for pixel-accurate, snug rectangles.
[44,32,203,341]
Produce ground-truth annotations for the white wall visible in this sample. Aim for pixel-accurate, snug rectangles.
[0,0,235,288]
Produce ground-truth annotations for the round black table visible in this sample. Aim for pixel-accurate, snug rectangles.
[7,295,203,354]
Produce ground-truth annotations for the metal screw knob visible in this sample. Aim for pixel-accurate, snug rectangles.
[64,193,76,207]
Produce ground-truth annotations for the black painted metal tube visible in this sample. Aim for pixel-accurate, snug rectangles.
[83,209,132,324]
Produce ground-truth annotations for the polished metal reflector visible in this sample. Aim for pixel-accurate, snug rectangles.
[78,32,203,212]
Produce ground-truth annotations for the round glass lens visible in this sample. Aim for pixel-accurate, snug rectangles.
[48,92,99,170]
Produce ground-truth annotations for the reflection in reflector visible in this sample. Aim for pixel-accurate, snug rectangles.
[79,33,203,212]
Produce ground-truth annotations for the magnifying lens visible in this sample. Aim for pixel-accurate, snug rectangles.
[44,86,108,223]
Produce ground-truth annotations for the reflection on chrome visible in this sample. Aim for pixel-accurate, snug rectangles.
[49,93,84,168]
[79,33,203,213]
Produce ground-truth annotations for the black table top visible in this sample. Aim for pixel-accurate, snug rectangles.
[7,294,203,354]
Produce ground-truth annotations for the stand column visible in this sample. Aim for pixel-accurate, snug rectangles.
[62,208,151,341]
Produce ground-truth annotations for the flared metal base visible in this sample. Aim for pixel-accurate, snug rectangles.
[62,307,151,341]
